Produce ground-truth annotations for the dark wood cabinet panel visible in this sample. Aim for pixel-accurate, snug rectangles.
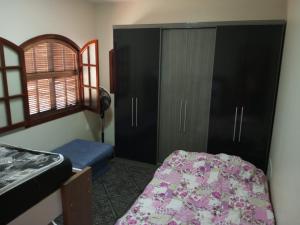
[133,30,160,164]
[207,26,245,157]
[114,28,160,164]
[114,30,136,160]
[207,25,285,172]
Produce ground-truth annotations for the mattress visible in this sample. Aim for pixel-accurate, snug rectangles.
[0,144,72,225]
[53,139,113,170]
[116,150,274,225]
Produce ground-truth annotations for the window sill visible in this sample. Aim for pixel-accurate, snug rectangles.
[26,105,84,128]
[0,122,26,135]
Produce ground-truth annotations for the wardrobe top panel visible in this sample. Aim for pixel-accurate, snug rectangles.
[113,20,286,30]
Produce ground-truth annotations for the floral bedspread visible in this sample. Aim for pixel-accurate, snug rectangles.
[115,150,274,225]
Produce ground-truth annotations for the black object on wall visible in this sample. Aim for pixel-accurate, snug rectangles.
[207,25,285,172]
[114,28,160,164]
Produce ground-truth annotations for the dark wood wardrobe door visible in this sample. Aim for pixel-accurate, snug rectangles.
[237,25,285,171]
[132,29,160,164]
[207,25,285,172]
[114,28,160,164]
[207,26,244,155]
[114,29,138,159]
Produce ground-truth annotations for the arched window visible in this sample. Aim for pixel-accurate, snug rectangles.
[21,35,81,117]
[0,35,99,133]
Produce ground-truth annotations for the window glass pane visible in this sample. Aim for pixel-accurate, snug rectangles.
[27,80,38,115]
[0,71,4,98]
[84,87,90,106]
[83,66,89,85]
[66,76,78,106]
[10,98,24,124]
[24,48,35,73]
[4,46,19,66]
[53,43,64,72]
[7,69,22,96]
[91,89,97,109]
[82,49,88,64]
[64,46,77,71]
[37,79,51,112]
[89,43,96,65]
[55,77,66,109]
[34,43,49,73]
[90,67,97,87]
[0,101,7,127]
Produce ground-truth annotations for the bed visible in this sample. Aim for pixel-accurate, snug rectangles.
[116,150,274,225]
[0,144,92,225]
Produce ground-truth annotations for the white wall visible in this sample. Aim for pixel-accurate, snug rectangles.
[0,0,100,150]
[96,0,287,145]
[269,0,300,224]
[0,112,95,151]
[0,0,97,47]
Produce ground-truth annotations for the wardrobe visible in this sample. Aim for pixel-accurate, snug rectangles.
[113,22,285,172]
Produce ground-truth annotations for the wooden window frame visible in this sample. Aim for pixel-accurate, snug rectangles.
[0,37,29,133]
[21,34,83,127]
[80,40,100,113]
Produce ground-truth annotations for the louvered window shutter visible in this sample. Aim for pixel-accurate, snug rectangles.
[23,39,80,116]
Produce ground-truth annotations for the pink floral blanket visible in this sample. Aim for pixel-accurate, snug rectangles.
[115,150,274,225]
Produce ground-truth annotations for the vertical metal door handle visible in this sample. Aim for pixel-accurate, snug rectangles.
[233,107,238,142]
[238,106,244,142]
[131,97,134,127]
[183,101,187,133]
[179,100,183,132]
[135,97,138,127]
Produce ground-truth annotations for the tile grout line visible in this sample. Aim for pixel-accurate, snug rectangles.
[100,177,118,220]
[123,164,142,193]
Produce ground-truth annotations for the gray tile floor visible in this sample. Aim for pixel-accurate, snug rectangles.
[55,157,158,225]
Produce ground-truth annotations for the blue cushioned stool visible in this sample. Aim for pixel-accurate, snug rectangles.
[53,139,113,177]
